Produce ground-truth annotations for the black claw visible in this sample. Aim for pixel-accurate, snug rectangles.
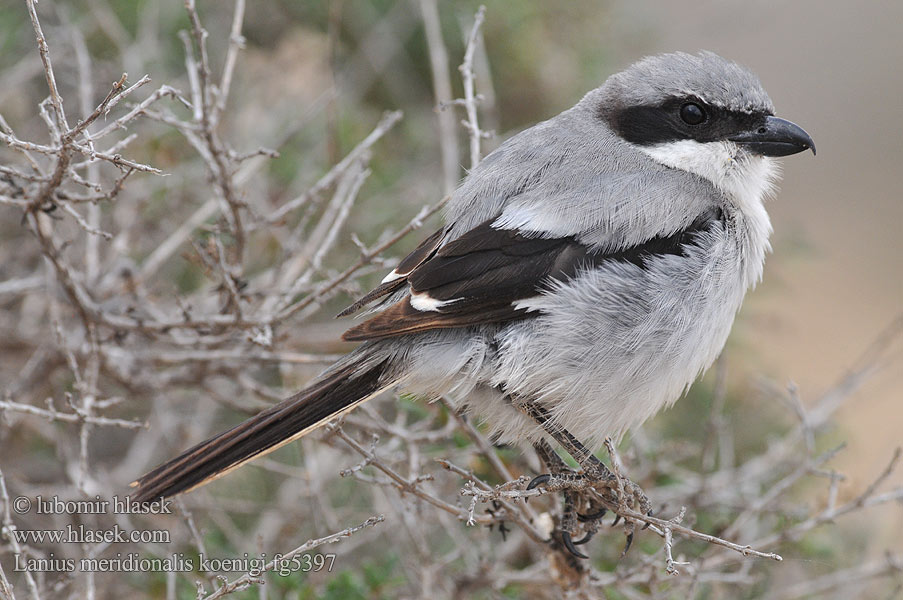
[641,509,654,530]
[526,473,551,491]
[611,514,621,527]
[572,531,594,546]
[577,507,607,522]
[620,531,634,557]
[561,531,589,559]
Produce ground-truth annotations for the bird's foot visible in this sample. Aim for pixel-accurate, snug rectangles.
[527,461,651,517]
[526,462,652,559]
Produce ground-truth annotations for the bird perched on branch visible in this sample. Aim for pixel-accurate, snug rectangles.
[132,51,814,558]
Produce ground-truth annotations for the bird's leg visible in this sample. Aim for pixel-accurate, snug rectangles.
[531,440,610,525]
[514,397,651,530]
[533,437,571,475]
[531,439,592,558]
[516,397,612,479]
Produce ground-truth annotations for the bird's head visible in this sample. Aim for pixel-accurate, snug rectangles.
[595,51,814,206]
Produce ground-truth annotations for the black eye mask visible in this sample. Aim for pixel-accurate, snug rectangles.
[601,96,770,147]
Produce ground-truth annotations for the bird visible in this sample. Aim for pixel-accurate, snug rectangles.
[131,51,814,553]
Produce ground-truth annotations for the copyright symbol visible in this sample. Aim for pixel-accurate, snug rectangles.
[13,496,31,514]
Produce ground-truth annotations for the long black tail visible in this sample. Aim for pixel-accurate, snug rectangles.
[130,356,389,503]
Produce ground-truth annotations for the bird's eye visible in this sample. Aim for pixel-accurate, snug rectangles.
[680,102,706,125]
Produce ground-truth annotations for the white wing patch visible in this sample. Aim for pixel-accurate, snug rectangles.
[511,296,545,313]
[381,269,405,284]
[409,291,458,312]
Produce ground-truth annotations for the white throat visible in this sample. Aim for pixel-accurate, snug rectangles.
[640,140,778,207]
[640,139,779,287]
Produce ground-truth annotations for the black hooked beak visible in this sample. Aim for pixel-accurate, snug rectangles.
[729,115,816,157]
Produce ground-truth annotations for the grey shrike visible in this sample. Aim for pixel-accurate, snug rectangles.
[132,51,814,555]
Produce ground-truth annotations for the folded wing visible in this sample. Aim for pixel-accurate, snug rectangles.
[341,206,724,342]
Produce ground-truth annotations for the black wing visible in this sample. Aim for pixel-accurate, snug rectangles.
[342,208,724,342]
[336,228,445,318]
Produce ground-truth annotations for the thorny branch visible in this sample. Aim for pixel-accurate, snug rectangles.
[183,0,246,266]
[459,5,489,167]
[198,516,385,600]
[0,468,41,600]
[1,3,901,599]
[418,0,461,194]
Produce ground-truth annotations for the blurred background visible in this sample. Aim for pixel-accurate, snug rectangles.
[1,0,901,597]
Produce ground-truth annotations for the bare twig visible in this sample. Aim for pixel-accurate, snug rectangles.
[199,516,385,600]
[418,0,460,194]
[664,507,690,575]
[26,0,68,131]
[773,552,903,600]
[460,478,783,563]
[275,195,448,323]
[183,0,246,265]
[213,0,246,127]
[267,110,403,223]
[459,5,488,168]
[0,397,145,430]
[0,467,41,600]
